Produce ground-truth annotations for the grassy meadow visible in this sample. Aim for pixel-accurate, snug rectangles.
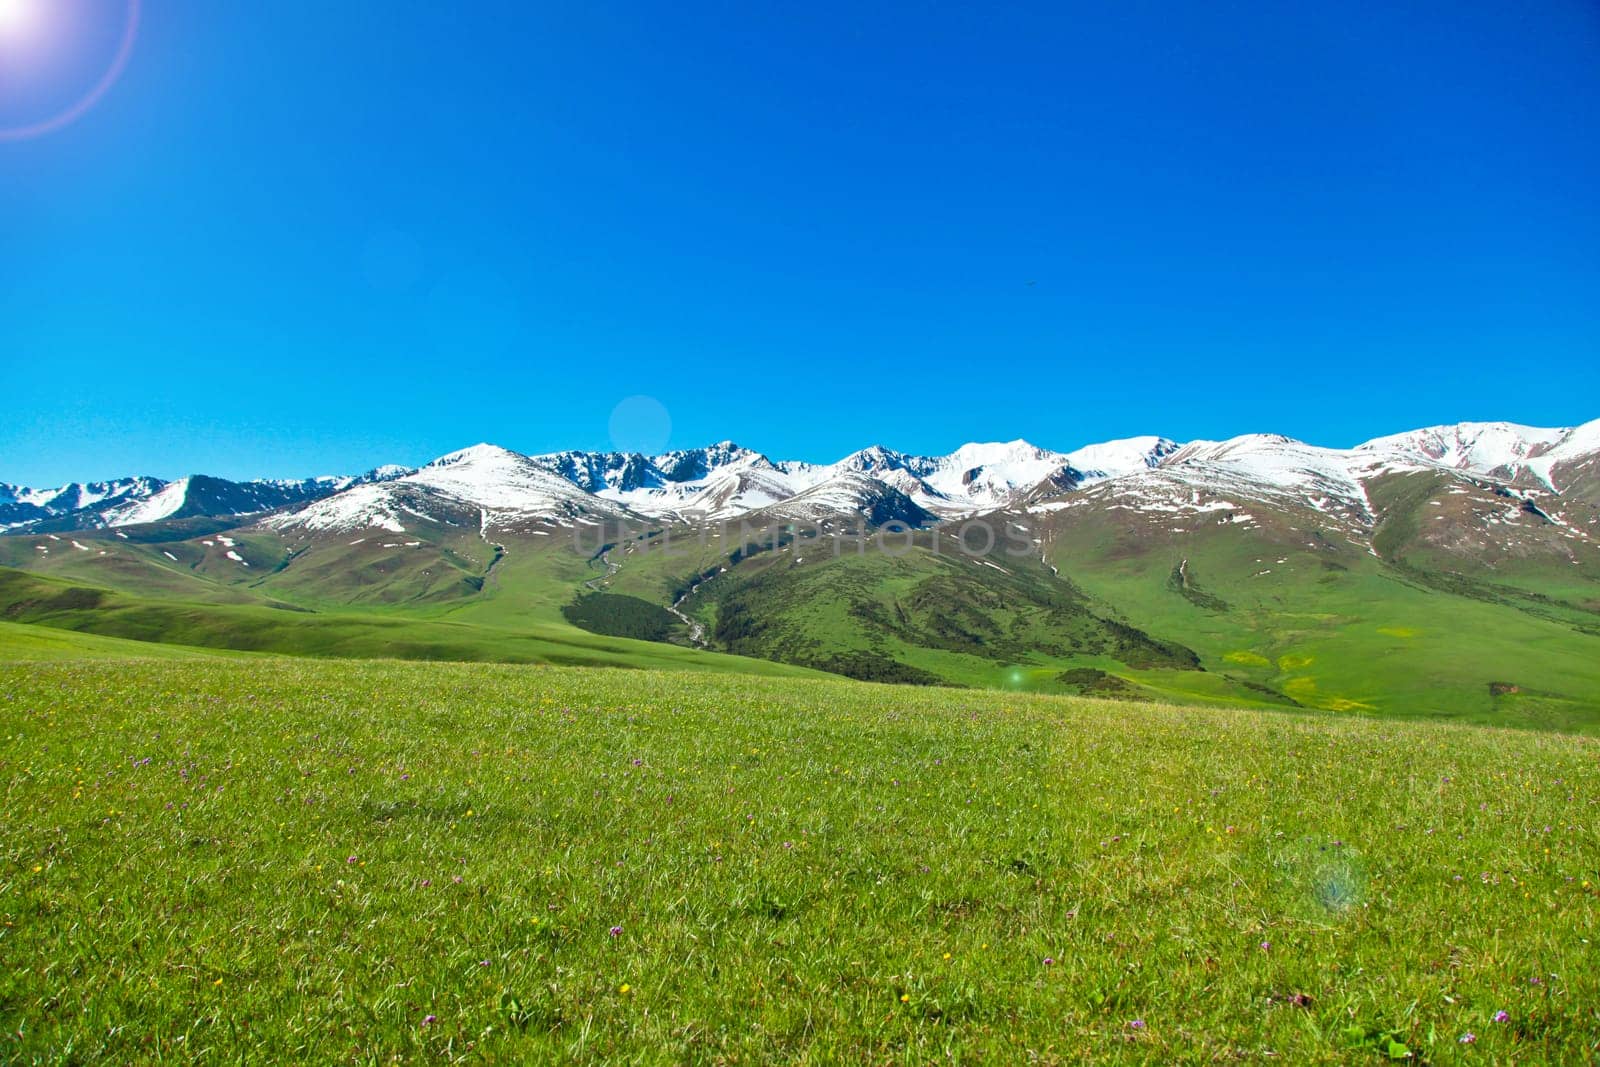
[3,651,1597,1063]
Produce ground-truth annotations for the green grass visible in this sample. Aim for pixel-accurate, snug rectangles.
[3,656,1597,1062]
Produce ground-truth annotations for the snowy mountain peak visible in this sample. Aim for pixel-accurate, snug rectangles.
[1358,422,1566,468]
[652,442,770,483]
[833,445,912,473]
[1357,421,1584,489]
[1065,436,1180,479]
[944,439,1057,467]
[425,443,527,469]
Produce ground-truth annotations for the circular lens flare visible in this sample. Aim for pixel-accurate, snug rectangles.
[0,0,140,142]
[608,396,673,455]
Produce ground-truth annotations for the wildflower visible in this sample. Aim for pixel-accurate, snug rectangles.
[609,925,623,938]
[1259,941,1271,951]
[900,993,910,1003]
[1459,1033,1476,1044]
[1043,957,1055,966]
[422,1014,437,1027]
[1128,1019,1146,1031]
[620,983,631,994]
[347,856,357,864]
[1493,1010,1510,1023]
[213,978,223,987]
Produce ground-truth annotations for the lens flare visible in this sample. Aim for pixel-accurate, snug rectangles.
[0,0,40,36]
[0,0,140,142]
[608,396,673,455]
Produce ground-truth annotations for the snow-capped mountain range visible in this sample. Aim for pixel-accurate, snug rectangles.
[4,420,1597,537]
[0,468,409,534]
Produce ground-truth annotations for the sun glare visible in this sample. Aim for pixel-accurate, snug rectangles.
[0,0,38,37]
[0,0,141,142]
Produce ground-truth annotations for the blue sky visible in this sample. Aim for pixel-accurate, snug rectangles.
[2,1,1597,485]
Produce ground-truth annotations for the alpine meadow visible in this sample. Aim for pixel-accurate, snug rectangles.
[5,0,1600,1063]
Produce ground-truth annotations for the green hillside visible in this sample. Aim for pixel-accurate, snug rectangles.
[0,567,817,678]
[1032,510,1600,732]
[0,619,233,661]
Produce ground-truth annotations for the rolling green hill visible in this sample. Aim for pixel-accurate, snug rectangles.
[0,567,818,678]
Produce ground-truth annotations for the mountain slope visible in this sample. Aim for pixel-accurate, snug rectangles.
[265,444,634,536]
[1358,421,1569,483]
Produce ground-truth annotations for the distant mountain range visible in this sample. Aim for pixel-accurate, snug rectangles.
[4,418,1598,726]
[0,467,409,534]
[6,420,1596,538]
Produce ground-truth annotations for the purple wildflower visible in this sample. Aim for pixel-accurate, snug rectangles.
[1042,957,1055,966]
[422,1014,437,1027]
[1493,1010,1510,1023]
[610,925,623,938]
[1459,1033,1476,1044]
[1260,941,1271,951]
[1128,1019,1146,1031]
[346,856,358,864]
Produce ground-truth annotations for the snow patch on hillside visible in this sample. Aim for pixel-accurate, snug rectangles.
[103,478,193,527]
[265,482,408,533]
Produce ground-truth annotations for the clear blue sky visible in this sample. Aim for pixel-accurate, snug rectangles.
[3,0,1597,485]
